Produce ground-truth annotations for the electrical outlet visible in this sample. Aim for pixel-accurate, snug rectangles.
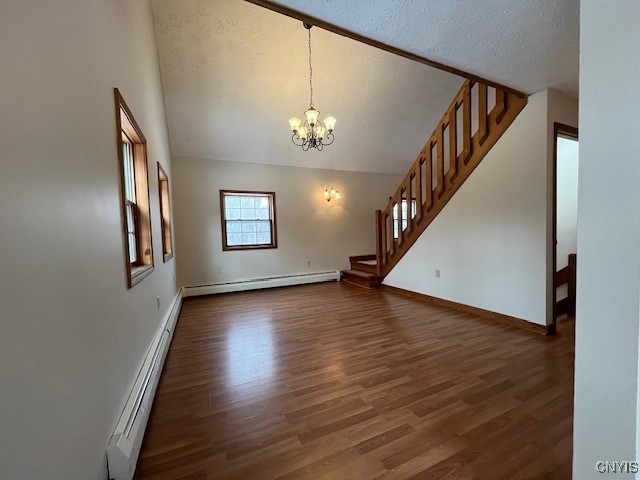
[156,296,160,309]
[216,266,222,275]
[435,269,441,278]
[307,260,311,267]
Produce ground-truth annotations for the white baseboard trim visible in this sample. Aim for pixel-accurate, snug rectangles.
[183,270,341,297]
[107,290,183,480]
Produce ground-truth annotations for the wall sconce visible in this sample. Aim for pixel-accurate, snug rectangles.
[324,187,341,202]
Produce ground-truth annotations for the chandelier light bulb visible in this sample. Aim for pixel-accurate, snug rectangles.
[288,117,301,132]
[324,116,336,132]
[305,107,320,127]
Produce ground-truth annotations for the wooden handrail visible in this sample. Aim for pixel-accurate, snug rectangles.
[375,80,528,278]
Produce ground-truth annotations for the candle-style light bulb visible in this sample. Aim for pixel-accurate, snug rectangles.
[305,107,320,127]
[288,117,301,132]
[324,116,336,132]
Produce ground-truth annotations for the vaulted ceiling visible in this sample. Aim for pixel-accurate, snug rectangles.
[150,0,579,174]
[151,0,463,174]
[266,0,580,97]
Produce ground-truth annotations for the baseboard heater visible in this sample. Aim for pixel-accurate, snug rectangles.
[107,291,183,480]
[183,270,341,297]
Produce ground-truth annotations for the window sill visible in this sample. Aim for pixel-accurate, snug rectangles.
[222,244,278,252]
[129,264,154,288]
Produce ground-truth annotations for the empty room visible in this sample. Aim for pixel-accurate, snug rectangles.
[1,1,638,479]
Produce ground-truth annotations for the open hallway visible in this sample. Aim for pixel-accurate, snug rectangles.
[136,283,574,479]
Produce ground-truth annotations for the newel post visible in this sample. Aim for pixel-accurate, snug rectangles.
[375,210,383,276]
[568,254,577,317]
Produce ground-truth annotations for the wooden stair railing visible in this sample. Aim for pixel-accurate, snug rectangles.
[555,253,577,316]
[375,80,528,278]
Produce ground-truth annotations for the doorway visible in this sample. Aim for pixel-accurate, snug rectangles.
[552,123,579,333]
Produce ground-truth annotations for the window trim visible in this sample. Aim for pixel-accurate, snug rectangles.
[220,190,278,251]
[115,88,154,288]
[157,162,174,262]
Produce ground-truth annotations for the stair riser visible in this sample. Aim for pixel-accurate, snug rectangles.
[342,272,381,289]
[350,261,378,274]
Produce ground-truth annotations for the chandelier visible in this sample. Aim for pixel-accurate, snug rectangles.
[288,23,336,151]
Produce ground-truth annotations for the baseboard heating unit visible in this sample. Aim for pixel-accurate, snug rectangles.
[183,270,341,297]
[107,291,182,480]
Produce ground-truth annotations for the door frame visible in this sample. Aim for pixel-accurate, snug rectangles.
[551,122,579,333]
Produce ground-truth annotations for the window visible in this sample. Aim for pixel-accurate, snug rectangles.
[220,190,277,251]
[115,88,154,287]
[157,163,173,262]
[393,199,417,239]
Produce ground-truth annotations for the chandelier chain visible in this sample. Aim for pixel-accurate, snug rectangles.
[308,27,313,107]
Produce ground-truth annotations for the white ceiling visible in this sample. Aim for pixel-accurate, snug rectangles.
[151,0,464,174]
[269,0,580,97]
[151,0,579,175]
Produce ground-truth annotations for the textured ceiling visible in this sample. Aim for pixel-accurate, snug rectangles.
[268,0,580,97]
[151,0,463,174]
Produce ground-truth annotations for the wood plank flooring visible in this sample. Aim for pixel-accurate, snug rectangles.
[135,282,574,479]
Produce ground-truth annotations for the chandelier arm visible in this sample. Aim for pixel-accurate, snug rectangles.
[291,133,305,147]
[321,132,335,146]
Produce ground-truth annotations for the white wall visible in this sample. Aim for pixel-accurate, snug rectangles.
[556,137,579,300]
[0,2,176,479]
[172,156,401,287]
[574,1,640,478]
[383,90,578,327]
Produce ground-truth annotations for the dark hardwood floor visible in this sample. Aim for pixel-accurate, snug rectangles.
[135,282,574,479]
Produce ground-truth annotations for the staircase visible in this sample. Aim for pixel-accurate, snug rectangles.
[341,255,381,289]
[343,79,527,285]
